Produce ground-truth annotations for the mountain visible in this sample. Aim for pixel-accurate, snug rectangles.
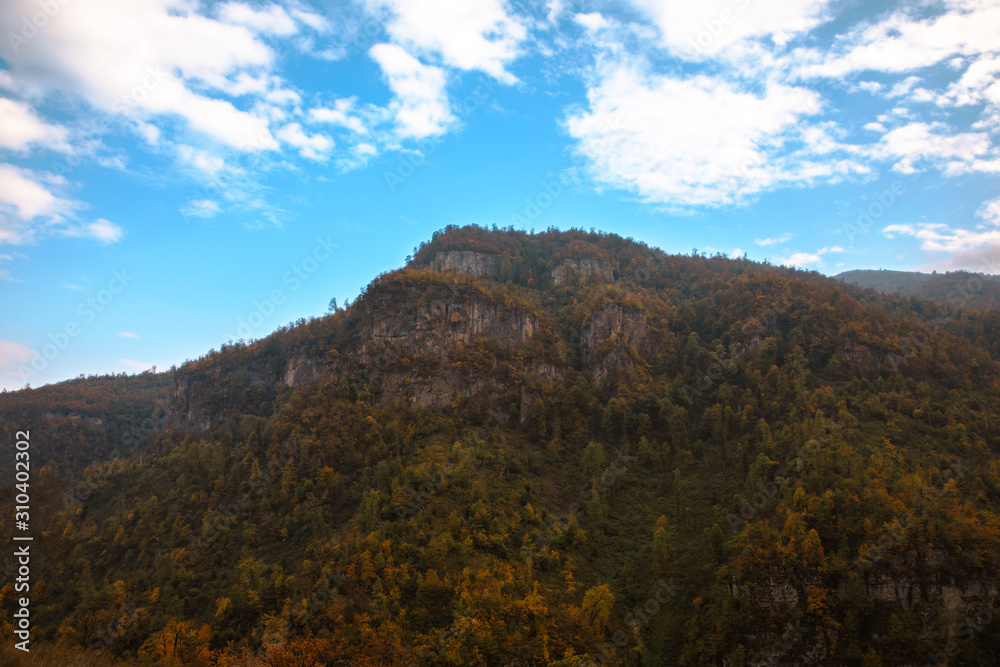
[836,269,1000,311]
[0,372,172,487]
[2,225,1000,666]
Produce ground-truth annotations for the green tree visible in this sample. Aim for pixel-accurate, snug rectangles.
[583,441,605,483]
[582,584,615,633]
[653,515,670,570]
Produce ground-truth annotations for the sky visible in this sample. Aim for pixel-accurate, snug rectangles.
[1,0,999,390]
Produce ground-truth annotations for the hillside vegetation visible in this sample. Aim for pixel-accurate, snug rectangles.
[837,269,1000,311]
[2,226,1000,666]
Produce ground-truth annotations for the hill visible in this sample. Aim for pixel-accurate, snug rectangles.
[0,371,172,486]
[2,225,1000,666]
[836,268,1000,310]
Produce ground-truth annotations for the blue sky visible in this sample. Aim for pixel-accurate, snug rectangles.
[1,0,999,390]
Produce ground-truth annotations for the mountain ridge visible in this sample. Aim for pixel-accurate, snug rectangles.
[1,225,999,666]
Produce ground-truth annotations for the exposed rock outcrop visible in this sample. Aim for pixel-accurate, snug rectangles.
[580,303,647,384]
[429,250,497,277]
[348,282,561,411]
[551,258,613,286]
[284,353,320,387]
[737,553,1000,666]
[165,350,322,430]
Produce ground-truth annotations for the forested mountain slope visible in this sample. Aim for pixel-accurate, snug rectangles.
[2,225,999,666]
[837,269,1000,311]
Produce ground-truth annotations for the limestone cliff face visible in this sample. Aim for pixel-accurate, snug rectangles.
[283,353,321,387]
[346,281,561,413]
[166,372,214,431]
[165,350,321,430]
[580,302,647,384]
[551,258,613,286]
[163,270,561,428]
[428,250,497,277]
[736,553,999,666]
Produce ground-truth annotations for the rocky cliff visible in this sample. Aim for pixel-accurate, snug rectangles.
[428,250,498,276]
[552,257,614,286]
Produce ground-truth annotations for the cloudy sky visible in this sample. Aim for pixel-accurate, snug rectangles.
[1,0,999,389]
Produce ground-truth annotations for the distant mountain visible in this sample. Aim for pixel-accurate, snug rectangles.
[2,225,999,666]
[0,371,171,486]
[836,268,1000,310]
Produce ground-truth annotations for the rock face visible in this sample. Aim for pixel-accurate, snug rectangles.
[429,250,497,277]
[737,553,1000,666]
[361,289,536,351]
[580,303,647,384]
[165,350,321,430]
[551,258,613,286]
[283,353,320,387]
[349,281,560,412]
[166,373,214,431]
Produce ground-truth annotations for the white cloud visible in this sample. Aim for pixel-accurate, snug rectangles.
[120,358,155,372]
[369,0,528,83]
[180,199,222,219]
[0,164,72,225]
[755,233,793,246]
[0,338,36,389]
[872,122,997,175]
[0,97,69,152]
[888,75,922,98]
[574,13,609,32]
[0,164,128,246]
[290,8,329,33]
[629,0,830,58]
[939,54,1000,131]
[890,222,1000,255]
[776,251,824,267]
[797,1,1000,78]
[218,2,299,36]
[774,244,843,268]
[0,0,280,150]
[117,331,140,339]
[265,87,302,107]
[546,0,565,24]
[81,219,125,244]
[178,145,226,174]
[0,167,72,245]
[563,63,868,210]
[275,123,334,161]
[979,196,1000,226]
[308,98,372,135]
[370,43,455,138]
[854,80,883,93]
[881,196,1000,273]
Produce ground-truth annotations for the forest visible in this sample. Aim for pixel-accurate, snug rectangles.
[1,225,999,666]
